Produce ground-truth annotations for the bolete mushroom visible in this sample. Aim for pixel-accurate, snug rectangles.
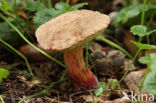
[35,10,110,90]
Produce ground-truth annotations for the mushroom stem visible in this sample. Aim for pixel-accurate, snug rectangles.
[64,45,98,89]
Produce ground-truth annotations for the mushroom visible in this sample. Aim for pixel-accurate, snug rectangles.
[35,10,110,90]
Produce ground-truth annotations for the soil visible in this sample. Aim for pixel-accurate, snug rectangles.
[0,46,130,103]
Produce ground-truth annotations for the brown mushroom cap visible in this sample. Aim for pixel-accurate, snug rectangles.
[35,9,110,51]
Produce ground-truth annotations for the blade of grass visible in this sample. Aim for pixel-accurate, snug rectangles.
[65,0,70,9]
[146,13,155,44]
[18,100,24,103]
[96,36,133,59]
[118,49,141,85]
[0,39,34,76]
[0,95,5,103]
[29,77,68,98]
[113,49,141,89]
[13,0,17,17]
[139,0,147,43]
[40,0,46,6]
[88,52,98,77]
[141,0,147,25]
[0,13,65,68]
[48,0,52,8]
[137,66,150,103]
[85,42,98,77]
[85,43,89,67]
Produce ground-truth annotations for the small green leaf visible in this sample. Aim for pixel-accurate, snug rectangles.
[0,68,9,83]
[24,0,46,12]
[113,4,142,26]
[149,54,156,71]
[131,41,156,50]
[0,0,12,12]
[150,62,156,71]
[113,4,156,26]
[0,95,5,103]
[146,4,156,10]
[0,18,22,44]
[94,87,103,96]
[94,82,107,96]
[139,53,156,71]
[98,82,107,89]
[55,2,67,10]
[149,53,156,61]
[130,25,147,37]
[33,8,60,27]
[33,2,87,27]
[68,2,88,11]
[107,79,119,90]
[110,79,118,90]
[139,56,150,64]
[144,72,156,95]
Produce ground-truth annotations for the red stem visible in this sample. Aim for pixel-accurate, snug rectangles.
[64,45,98,90]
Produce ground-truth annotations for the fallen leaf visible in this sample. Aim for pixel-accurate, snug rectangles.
[17,10,28,19]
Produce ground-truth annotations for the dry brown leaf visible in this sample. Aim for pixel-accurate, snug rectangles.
[17,10,28,19]
[124,70,148,94]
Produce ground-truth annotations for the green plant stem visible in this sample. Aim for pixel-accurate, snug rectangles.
[29,77,68,98]
[49,77,68,89]
[85,42,98,77]
[146,13,155,44]
[118,49,141,85]
[2,6,32,40]
[29,90,49,98]
[146,29,156,44]
[13,0,17,17]
[49,70,67,89]
[18,100,24,103]
[0,9,16,18]
[59,70,66,80]
[95,36,133,59]
[137,67,150,103]
[0,39,34,76]
[146,35,150,44]
[139,0,147,43]
[141,0,147,25]
[48,0,52,8]
[147,29,156,35]
[0,13,65,68]
[40,0,46,6]
[146,13,155,27]
[89,53,97,77]
[138,37,143,43]
[65,0,70,9]
[0,95,4,103]
[152,33,156,44]
[29,70,68,98]
[85,43,89,67]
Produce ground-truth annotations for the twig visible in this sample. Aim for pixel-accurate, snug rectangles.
[8,85,16,103]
